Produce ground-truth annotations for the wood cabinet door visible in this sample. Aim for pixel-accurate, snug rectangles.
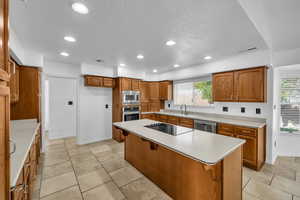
[149,102,160,112]
[212,72,234,102]
[140,103,149,112]
[236,134,257,166]
[140,81,149,102]
[149,82,160,100]
[131,79,140,91]
[120,78,132,91]
[85,76,102,87]
[0,0,10,199]
[234,67,266,102]
[102,77,114,88]
[9,60,19,103]
[159,81,172,101]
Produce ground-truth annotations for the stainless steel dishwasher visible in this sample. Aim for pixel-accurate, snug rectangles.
[194,120,217,133]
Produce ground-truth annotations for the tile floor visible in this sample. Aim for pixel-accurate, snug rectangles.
[32,137,300,200]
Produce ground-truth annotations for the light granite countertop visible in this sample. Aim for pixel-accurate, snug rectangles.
[10,119,40,187]
[142,110,266,128]
[114,119,245,165]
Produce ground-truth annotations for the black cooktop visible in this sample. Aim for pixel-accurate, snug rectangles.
[144,123,193,136]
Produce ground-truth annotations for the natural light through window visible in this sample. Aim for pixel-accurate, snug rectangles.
[280,76,300,134]
[174,79,213,107]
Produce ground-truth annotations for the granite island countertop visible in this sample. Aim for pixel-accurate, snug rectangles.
[10,119,40,187]
[114,119,245,165]
[142,110,266,128]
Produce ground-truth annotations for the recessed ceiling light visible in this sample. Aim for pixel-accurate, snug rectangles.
[60,52,69,57]
[204,56,212,60]
[64,36,76,42]
[72,2,89,14]
[166,40,176,46]
[153,69,157,73]
[137,54,144,60]
[173,64,180,68]
[119,63,126,67]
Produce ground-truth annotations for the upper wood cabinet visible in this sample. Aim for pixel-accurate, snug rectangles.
[159,81,173,101]
[120,77,140,91]
[212,71,234,102]
[149,82,160,100]
[84,75,115,88]
[234,67,267,102]
[140,81,149,102]
[212,66,267,102]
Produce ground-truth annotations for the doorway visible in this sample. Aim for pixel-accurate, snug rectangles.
[47,76,78,140]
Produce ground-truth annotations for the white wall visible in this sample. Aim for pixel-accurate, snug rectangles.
[117,66,146,80]
[78,79,113,144]
[81,63,115,77]
[43,60,81,77]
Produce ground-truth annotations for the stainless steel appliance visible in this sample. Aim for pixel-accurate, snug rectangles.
[194,120,217,133]
[145,123,193,136]
[123,105,140,121]
[122,91,140,105]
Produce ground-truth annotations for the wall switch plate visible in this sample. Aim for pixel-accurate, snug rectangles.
[256,108,261,114]
[241,107,246,113]
[222,107,228,112]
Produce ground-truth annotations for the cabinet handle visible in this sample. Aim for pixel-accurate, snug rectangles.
[10,140,16,155]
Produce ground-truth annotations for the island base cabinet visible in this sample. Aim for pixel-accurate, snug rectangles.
[124,133,242,200]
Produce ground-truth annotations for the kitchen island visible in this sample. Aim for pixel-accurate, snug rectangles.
[114,119,245,200]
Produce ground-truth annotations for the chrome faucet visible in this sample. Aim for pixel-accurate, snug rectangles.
[180,104,187,115]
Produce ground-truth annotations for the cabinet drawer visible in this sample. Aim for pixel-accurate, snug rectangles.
[235,126,257,137]
[103,78,114,88]
[167,116,179,125]
[179,118,194,128]
[217,123,234,134]
[159,115,168,120]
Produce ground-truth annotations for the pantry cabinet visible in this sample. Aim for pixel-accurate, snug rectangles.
[217,123,265,170]
[212,66,267,102]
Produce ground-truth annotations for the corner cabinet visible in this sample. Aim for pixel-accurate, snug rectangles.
[212,66,267,102]
[217,123,266,170]
[159,81,173,101]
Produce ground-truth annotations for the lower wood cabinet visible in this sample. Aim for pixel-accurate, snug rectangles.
[217,123,265,170]
[112,126,125,142]
[154,114,194,129]
[11,127,41,200]
[124,132,242,200]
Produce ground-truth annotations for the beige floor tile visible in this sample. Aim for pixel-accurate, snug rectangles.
[102,158,130,173]
[121,177,168,200]
[243,174,251,188]
[43,161,73,180]
[78,168,111,192]
[43,153,70,166]
[33,174,42,191]
[274,165,296,181]
[243,167,273,185]
[275,157,300,172]
[71,153,97,165]
[243,192,260,200]
[40,172,77,197]
[40,186,82,200]
[95,151,122,162]
[294,196,300,200]
[83,181,125,200]
[271,175,300,196]
[110,166,143,187]
[73,158,102,176]
[297,172,300,182]
[110,143,124,154]
[245,179,292,200]
[68,146,91,156]
[90,144,112,154]
[32,189,40,200]
[47,138,65,146]
[295,157,300,164]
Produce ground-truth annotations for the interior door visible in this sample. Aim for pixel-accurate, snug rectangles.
[0,0,9,199]
[48,77,77,139]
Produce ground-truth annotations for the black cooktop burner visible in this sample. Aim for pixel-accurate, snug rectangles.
[144,123,193,136]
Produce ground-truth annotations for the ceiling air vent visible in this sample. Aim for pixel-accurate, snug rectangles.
[239,47,257,53]
[96,59,104,63]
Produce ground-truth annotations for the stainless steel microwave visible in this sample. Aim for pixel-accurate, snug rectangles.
[122,91,140,105]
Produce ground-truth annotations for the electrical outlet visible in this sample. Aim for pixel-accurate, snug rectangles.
[222,107,228,112]
[256,108,261,114]
[168,103,171,108]
[241,107,246,113]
